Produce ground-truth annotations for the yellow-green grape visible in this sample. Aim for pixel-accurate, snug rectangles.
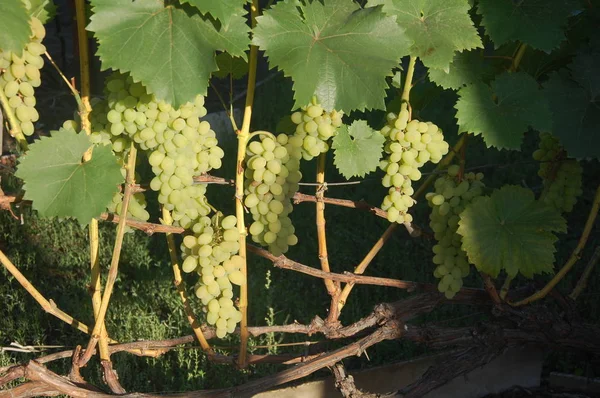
[380,112,449,224]
[533,132,582,213]
[108,191,150,226]
[243,133,301,256]
[181,213,243,337]
[0,17,45,136]
[426,167,484,299]
[289,97,343,161]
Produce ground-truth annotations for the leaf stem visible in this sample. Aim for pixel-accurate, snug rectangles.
[237,0,260,369]
[512,184,600,306]
[0,89,28,151]
[79,144,137,366]
[510,43,527,72]
[500,275,513,301]
[161,208,214,356]
[44,51,84,112]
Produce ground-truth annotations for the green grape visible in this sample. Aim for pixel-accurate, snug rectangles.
[0,17,45,137]
[289,97,343,161]
[534,132,583,213]
[380,114,449,224]
[243,133,301,255]
[427,167,485,299]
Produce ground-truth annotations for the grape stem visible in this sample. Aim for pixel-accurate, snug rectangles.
[510,43,527,72]
[0,89,28,151]
[511,183,600,306]
[44,51,84,113]
[161,208,215,356]
[236,0,260,369]
[78,144,138,367]
[248,130,277,141]
[569,246,600,301]
[88,220,111,361]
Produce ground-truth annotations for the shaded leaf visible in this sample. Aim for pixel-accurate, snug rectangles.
[25,0,57,24]
[332,120,384,178]
[214,52,248,79]
[428,50,494,90]
[15,128,124,225]
[253,0,411,112]
[543,72,600,160]
[455,71,551,149]
[477,0,576,52]
[457,185,566,278]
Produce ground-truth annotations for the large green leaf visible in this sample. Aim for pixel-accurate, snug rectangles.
[457,185,566,278]
[15,129,124,225]
[0,0,32,53]
[25,0,57,24]
[180,0,248,28]
[477,0,576,52]
[88,0,250,108]
[428,50,494,90]
[370,0,482,70]
[543,72,600,160]
[253,0,411,112]
[570,50,600,99]
[332,120,385,178]
[455,71,551,149]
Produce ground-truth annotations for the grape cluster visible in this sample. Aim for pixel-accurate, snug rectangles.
[108,192,150,222]
[290,98,343,160]
[180,213,243,338]
[0,17,45,136]
[426,166,485,299]
[532,132,582,213]
[95,73,224,229]
[380,109,449,224]
[244,133,302,256]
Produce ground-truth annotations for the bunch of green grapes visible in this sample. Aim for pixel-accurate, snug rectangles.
[532,132,582,213]
[180,213,243,338]
[107,192,150,222]
[244,133,302,256]
[426,165,485,299]
[97,73,224,229]
[380,109,450,224]
[289,98,343,160]
[0,17,46,136]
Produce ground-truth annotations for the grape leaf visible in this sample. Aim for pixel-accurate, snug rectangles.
[391,70,403,89]
[457,185,566,278]
[87,0,250,108]
[252,0,411,112]
[477,0,576,52]
[543,72,600,160]
[0,0,32,54]
[15,128,123,225]
[428,50,494,90]
[25,0,57,24]
[455,71,551,149]
[370,0,482,70]
[332,120,384,178]
[179,0,248,28]
[570,50,600,99]
[214,53,248,79]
